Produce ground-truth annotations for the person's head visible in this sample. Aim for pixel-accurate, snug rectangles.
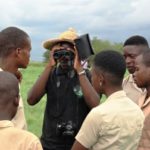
[0,71,19,120]
[43,28,78,69]
[123,35,149,74]
[51,42,75,69]
[0,26,31,68]
[91,50,126,95]
[133,48,150,89]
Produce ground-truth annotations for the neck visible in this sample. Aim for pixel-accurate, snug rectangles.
[0,112,12,121]
[0,58,18,74]
[104,85,122,97]
[146,86,150,98]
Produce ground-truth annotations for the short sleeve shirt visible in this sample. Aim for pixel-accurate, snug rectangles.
[0,120,43,150]
[138,93,150,149]
[76,91,145,150]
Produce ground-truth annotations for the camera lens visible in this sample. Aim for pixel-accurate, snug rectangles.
[53,51,62,60]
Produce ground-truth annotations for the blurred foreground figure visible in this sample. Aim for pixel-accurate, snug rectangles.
[0,71,43,150]
[133,48,150,149]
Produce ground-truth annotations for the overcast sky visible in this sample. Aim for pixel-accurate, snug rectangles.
[0,0,150,61]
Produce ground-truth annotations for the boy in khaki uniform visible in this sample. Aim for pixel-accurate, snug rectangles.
[0,71,43,150]
[122,35,148,104]
[133,48,150,149]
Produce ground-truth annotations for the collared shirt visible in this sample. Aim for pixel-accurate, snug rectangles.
[75,91,144,150]
[0,120,43,150]
[138,93,150,149]
[123,74,145,104]
[0,68,27,130]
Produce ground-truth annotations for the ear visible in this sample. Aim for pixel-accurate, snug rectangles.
[15,48,21,57]
[98,72,104,84]
[13,96,20,107]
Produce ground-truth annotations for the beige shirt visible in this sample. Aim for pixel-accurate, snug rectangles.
[12,96,27,130]
[0,120,43,150]
[0,68,27,130]
[123,74,145,104]
[138,93,150,150]
[75,91,144,150]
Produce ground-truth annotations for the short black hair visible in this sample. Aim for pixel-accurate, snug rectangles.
[123,35,149,47]
[0,71,19,106]
[0,26,30,57]
[93,50,126,85]
[140,48,150,67]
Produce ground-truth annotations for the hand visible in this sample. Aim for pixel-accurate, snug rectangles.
[15,70,22,83]
[73,47,83,73]
[47,51,56,68]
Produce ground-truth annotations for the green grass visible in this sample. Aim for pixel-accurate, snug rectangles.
[20,62,46,137]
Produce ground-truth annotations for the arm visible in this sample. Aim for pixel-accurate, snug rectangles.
[74,49,100,108]
[78,71,100,108]
[71,141,88,150]
[14,70,23,83]
[27,51,55,105]
[71,109,100,150]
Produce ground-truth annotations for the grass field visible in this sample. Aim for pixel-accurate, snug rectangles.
[20,62,46,137]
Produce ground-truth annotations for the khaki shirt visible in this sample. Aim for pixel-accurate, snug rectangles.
[0,68,27,130]
[75,91,144,150]
[0,120,43,150]
[123,74,145,104]
[138,93,150,149]
[12,96,27,130]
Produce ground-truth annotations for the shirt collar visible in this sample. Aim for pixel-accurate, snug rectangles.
[106,90,126,102]
[0,120,14,129]
[128,74,134,82]
[139,92,150,108]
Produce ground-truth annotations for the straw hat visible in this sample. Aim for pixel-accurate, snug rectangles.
[43,28,78,50]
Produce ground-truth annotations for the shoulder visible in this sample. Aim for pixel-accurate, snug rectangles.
[17,129,42,149]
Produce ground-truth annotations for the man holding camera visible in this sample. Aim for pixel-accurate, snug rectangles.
[27,28,99,150]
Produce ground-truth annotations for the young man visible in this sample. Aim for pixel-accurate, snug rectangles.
[0,71,42,150]
[122,35,149,104]
[133,48,150,149]
[72,50,144,150]
[0,26,31,129]
[27,28,99,150]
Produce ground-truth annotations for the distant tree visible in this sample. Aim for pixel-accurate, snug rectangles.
[43,50,50,62]
[91,36,123,54]
[43,36,123,62]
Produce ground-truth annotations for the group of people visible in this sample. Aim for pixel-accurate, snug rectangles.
[0,26,149,150]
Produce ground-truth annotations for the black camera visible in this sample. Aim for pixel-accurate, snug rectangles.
[53,49,75,61]
[56,121,76,137]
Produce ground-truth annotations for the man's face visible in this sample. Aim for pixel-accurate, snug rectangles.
[133,55,150,88]
[123,45,145,74]
[52,42,75,69]
[17,37,31,68]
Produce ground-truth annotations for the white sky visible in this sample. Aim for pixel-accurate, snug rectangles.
[0,0,150,61]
